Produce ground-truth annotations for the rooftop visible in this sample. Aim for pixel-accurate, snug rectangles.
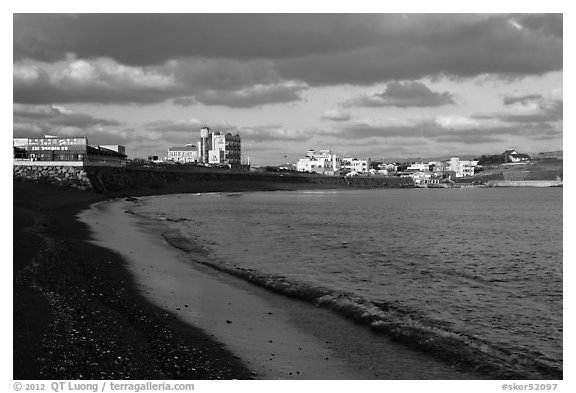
[168,146,197,151]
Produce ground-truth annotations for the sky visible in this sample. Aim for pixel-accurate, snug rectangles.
[12,13,563,165]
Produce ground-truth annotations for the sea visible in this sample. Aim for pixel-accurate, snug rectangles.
[128,187,563,375]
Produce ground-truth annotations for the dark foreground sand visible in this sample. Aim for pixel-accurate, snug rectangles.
[13,179,350,379]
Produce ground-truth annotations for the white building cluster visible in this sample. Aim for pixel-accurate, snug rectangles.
[295,150,373,176]
[295,148,480,183]
[406,158,478,186]
[296,149,342,176]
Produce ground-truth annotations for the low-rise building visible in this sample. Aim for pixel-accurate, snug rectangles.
[406,162,427,172]
[410,171,442,186]
[167,144,199,163]
[504,149,531,163]
[13,136,127,167]
[296,149,341,176]
[411,171,432,186]
[341,157,371,174]
[428,161,446,173]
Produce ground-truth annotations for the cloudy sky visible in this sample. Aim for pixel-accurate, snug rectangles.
[13,13,563,164]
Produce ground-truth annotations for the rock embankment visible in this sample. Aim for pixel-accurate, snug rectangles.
[14,165,414,194]
[13,165,93,191]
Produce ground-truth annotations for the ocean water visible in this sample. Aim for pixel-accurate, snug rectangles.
[130,187,563,375]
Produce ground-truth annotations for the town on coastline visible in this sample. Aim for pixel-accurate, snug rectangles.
[13,127,563,189]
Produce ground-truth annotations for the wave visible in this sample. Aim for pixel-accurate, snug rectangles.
[158,227,561,380]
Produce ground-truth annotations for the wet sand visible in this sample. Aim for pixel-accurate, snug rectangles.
[79,198,486,379]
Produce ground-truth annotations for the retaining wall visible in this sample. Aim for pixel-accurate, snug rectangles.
[13,165,414,194]
[13,165,93,191]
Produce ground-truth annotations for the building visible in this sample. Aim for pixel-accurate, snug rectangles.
[99,145,126,155]
[428,161,446,173]
[296,149,341,176]
[208,132,241,165]
[341,157,371,174]
[410,171,432,186]
[504,149,531,163]
[199,127,211,163]
[407,162,430,172]
[197,127,242,167]
[167,144,198,163]
[13,136,127,167]
[448,157,478,177]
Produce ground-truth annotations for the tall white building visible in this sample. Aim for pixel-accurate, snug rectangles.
[296,149,341,176]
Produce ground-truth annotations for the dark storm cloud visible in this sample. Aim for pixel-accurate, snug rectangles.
[13,14,384,65]
[275,14,562,85]
[344,81,455,108]
[513,13,563,39]
[14,14,562,90]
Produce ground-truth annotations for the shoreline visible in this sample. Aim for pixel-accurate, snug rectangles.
[14,182,263,379]
[13,180,562,380]
[79,197,488,380]
[12,178,362,379]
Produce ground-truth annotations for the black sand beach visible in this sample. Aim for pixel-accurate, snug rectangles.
[13,179,561,380]
[13,179,348,379]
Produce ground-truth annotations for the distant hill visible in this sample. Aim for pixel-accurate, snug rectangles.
[377,154,478,163]
[378,150,562,164]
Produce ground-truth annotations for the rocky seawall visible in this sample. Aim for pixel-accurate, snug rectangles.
[13,165,414,194]
[13,165,93,191]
